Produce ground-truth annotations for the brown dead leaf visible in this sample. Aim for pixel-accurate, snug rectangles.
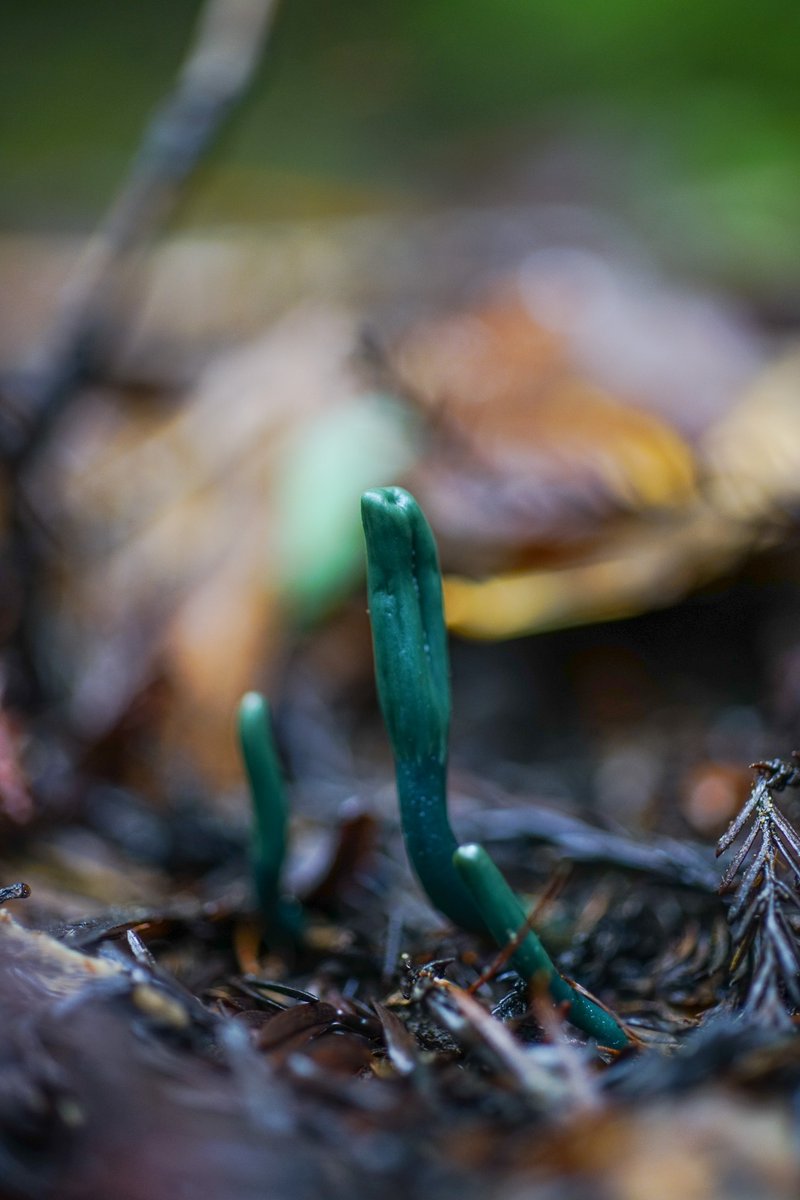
[397,292,699,574]
[389,279,800,639]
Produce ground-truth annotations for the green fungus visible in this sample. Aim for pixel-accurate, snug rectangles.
[361,486,628,1048]
[237,691,302,938]
[454,843,629,1048]
[361,486,486,933]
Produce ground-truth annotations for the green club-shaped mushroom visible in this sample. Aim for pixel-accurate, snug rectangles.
[237,691,302,939]
[361,486,628,1047]
[361,486,485,933]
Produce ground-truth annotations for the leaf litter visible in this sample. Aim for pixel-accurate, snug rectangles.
[3,18,800,1193]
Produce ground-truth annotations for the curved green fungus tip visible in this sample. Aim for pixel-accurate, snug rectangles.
[361,487,485,933]
[237,691,303,939]
[453,843,628,1048]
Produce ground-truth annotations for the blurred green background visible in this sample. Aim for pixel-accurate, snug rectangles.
[2,0,800,292]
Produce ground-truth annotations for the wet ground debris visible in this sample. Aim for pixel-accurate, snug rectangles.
[717,754,800,1025]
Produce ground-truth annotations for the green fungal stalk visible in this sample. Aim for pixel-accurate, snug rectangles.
[361,487,485,933]
[361,486,628,1047]
[237,691,302,938]
[454,843,628,1048]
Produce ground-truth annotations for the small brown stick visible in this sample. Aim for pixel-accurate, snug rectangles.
[3,0,280,464]
[0,0,281,706]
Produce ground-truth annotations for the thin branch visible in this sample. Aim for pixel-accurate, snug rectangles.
[0,0,280,707]
[2,0,280,465]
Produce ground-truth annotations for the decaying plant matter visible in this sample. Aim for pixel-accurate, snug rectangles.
[4,4,800,1199]
[2,489,800,1198]
[717,754,800,1025]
